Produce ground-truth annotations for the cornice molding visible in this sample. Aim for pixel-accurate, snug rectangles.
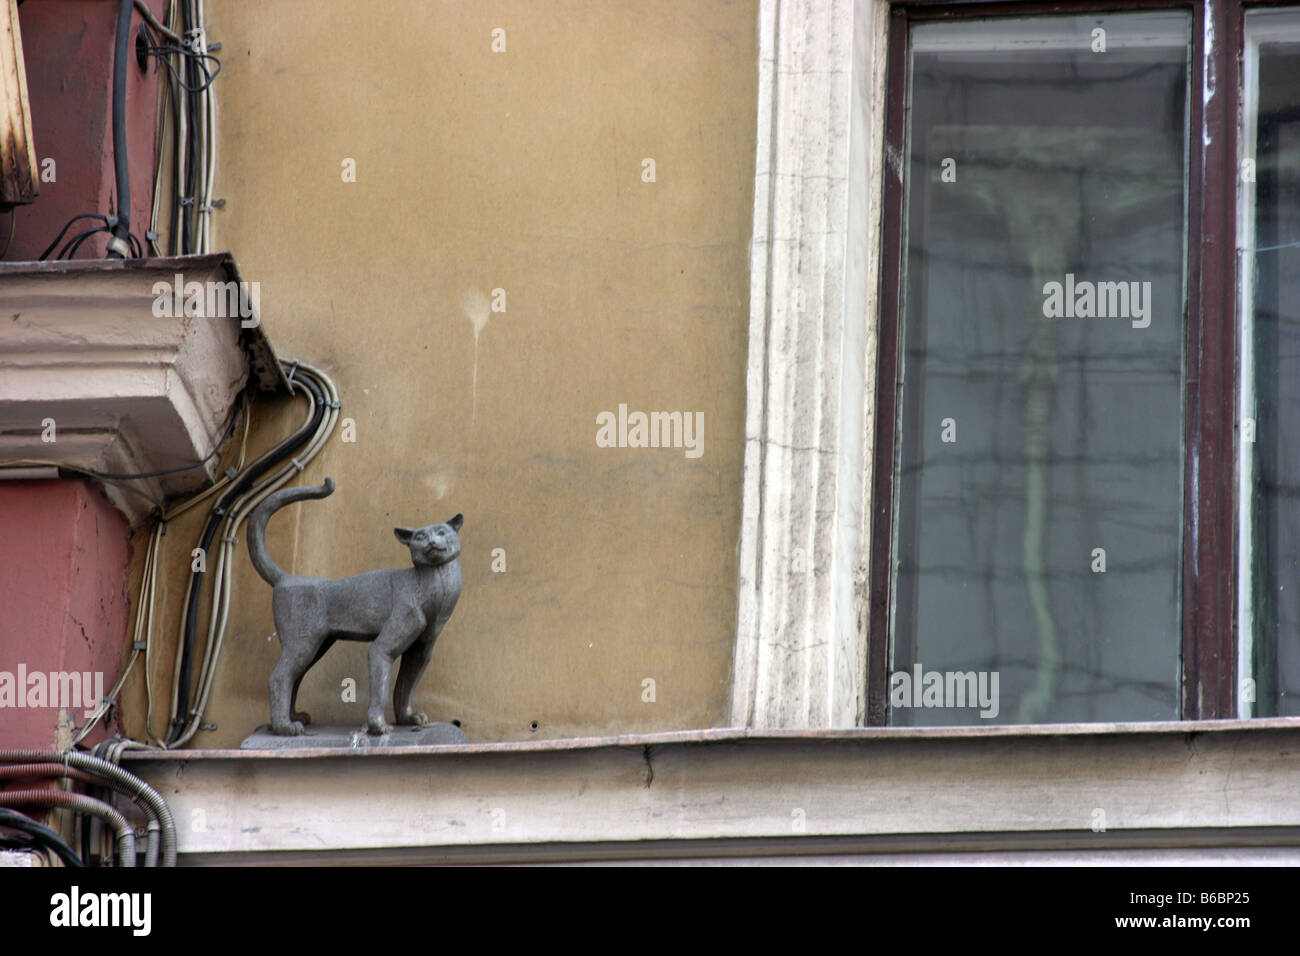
[0,253,286,523]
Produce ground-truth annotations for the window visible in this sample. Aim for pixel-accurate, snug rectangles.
[869,1,1300,724]
[1238,8,1300,717]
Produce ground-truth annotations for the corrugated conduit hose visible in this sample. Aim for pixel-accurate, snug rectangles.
[0,750,175,866]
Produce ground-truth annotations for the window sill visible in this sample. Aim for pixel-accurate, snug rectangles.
[119,720,1300,863]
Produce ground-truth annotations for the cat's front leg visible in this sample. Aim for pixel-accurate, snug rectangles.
[368,610,426,735]
[394,629,438,727]
[366,642,394,736]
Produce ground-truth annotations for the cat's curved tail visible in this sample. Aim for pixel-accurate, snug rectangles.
[246,477,336,586]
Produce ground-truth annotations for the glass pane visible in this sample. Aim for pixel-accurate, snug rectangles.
[1238,9,1300,718]
[890,13,1190,725]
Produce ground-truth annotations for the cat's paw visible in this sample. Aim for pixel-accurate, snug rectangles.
[366,718,391,736]
[398,710,429,727]
[291,710,312,725]
[273,720,305,736]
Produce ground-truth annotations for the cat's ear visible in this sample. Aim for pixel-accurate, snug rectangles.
[446,513,464,532]
[394,526,416,545]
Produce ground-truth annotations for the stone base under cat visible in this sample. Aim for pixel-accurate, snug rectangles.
[240,722,468,749]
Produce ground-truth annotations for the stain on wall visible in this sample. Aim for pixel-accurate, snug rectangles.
[119,0,758,746]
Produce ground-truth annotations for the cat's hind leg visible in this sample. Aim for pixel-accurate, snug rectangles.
[289,637,336,725]
[270,627,327,735]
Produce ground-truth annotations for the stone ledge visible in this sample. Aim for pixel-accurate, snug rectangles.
[0,253,287,523]
[119,716,1300,760]
[119,721,1300,859]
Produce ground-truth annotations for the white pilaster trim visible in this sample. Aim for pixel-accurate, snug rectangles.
[731,0,890,728]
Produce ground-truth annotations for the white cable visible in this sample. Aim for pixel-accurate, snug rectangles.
[167,363,339,747]
[178,367,338,743]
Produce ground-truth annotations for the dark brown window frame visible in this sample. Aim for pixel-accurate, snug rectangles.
[868,0,1293,724]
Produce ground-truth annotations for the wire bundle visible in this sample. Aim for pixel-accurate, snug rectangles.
[149,0,220,256]
[36,212,144,261]
[162,360,339,747]
[33,0,220,261]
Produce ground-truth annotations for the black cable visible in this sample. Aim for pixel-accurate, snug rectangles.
[168,372,327,743]
[37,213,109,261]
[109,0,134,257]
[0,809,84,868]
[42,220,145,261]
[59,226,110,260]
[143,41,221,93]
[92,405,240,480]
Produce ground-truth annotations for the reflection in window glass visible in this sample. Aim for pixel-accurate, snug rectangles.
[890,14,1189,725]
[1239,10,1300,718]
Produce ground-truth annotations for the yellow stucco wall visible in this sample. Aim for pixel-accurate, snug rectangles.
[120,0,757,746]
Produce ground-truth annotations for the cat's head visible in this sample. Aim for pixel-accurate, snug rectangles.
[394,514,463,567]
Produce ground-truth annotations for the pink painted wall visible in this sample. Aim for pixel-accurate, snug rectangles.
[6,0,167,261]
[0,479,132,749]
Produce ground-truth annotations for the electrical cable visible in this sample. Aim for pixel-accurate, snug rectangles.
[2,790,135,866]
[59,226,111,259]
[0,809,83,867]
[147,15,170,258]
[169,363,338,747]
[0,750,175,866]
[31,0,216,260]
[34,214,145,261]
[200,0,217,253]
[108,0,134,258]
[0,397,240,498]
[144,39,220,93]
[0,764,161,866]
[70,514,162,747]
[37,213,109,260]
[134,0,181,44]
[168,376,325,737]
[81,398,242,747]
[169,3,186,258]
[93,408,239,480]
[167,364,331,744]
[30,1,207,261]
